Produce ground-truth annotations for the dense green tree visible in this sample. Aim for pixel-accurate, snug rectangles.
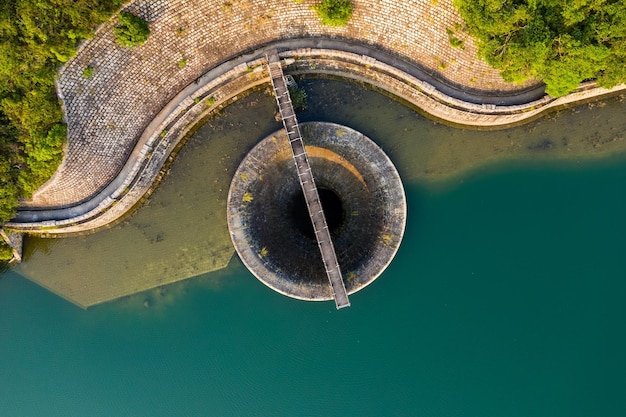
[454,0,626,96]
[0,0,123,261]
[0,114,20,219]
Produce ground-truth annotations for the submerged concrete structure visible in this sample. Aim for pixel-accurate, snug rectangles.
[227,122,406,302]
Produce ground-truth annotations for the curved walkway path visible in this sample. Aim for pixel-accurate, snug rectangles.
[6,0,626,234]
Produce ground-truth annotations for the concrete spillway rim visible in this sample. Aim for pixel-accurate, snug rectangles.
[227,121,407,302]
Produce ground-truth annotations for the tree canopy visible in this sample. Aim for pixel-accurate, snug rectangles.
[454,0,626,97]
[0,0,123,261]
[114,11,150,47]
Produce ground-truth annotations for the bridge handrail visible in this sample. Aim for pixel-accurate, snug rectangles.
[266,50,350,309]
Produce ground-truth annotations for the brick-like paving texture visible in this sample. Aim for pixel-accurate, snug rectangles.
[27,0,525,208]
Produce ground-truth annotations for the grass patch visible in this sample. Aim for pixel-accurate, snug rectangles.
[82,66,95,78]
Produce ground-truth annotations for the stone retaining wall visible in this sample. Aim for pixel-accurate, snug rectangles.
[7,0,626,236]
[8,44,626,235]
[22,0,521,209]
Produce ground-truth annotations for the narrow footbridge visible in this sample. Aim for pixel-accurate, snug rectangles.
[266,50,350,309]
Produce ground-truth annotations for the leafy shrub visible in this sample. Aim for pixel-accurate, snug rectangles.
[288,86,308,111]
[312,0,353,27]
[82,66,94,78]
[114,12,150,48]
[446,28,465,49]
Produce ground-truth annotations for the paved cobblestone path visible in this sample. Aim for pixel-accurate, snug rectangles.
[29,0,526,208]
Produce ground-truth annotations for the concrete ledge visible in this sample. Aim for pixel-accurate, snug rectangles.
[7,42,626,236]
[280,47,626,127]
[227,122,407,301]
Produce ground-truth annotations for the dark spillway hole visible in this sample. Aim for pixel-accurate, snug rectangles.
[289,188,344,240]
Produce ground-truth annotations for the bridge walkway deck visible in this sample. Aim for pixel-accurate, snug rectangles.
[266,50,350,309]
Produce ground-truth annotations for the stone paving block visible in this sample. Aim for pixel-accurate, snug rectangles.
[26,0,529,209]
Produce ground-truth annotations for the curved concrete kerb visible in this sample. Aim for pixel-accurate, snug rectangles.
[227,122,407,302]
[8,41,625,237]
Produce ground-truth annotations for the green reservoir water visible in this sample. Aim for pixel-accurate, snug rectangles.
[1,80,625,416]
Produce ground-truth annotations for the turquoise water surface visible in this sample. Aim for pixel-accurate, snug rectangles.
[1,81,625,416]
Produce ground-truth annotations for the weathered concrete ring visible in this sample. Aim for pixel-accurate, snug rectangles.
[227,122,406,301]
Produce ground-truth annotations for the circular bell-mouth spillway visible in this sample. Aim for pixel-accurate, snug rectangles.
[227,122,406,301]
